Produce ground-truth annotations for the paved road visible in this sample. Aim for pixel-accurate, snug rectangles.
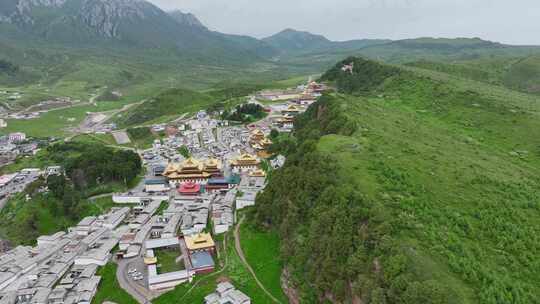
[116,258,153,304]
[234,216,282,304]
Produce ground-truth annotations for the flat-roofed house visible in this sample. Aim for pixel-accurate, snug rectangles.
[204,282,251,304]
[72,217,96,236]
[144,178,169,193]
[236,191,257,210]
[36,232,65,247]
[102,208,129,229]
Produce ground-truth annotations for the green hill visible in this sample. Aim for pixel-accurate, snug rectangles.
[263,28,389,56]
[252,57,540,303]
[502,55,540,94]
[116,88,215,127]
[263,28,333,53]
[404,54,540,95]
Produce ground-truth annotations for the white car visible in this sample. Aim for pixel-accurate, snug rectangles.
[128,269,137,274]
[134,276,143,281]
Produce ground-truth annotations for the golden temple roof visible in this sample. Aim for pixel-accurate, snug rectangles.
[184,233,215,250]
[204,158,222,168]
[164,157,212,179]
[285,104,301,112]
[260,138,272,145]
[251,129,264,136]
[231,153,260,166]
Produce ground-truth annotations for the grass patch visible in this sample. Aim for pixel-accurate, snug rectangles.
[126,127,158,149]
[92,263,139,304]
[155,249,185,274]
[240,224,287,303]
[72,133,117,146]
[0,101,131,138]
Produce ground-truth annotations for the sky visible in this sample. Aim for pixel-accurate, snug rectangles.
[148,0,540,45]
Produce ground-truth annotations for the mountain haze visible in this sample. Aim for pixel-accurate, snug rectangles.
[0,0,275,63]
[263,28,390,54]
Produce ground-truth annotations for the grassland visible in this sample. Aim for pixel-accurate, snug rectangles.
[239,224,287,303]
[72,133,117,146]
[0,100,133,137]
[126,127,160,149]
[313,70,540,302]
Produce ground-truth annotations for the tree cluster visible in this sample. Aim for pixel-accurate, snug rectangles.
[222,103,266,123]
[47,142,142,190]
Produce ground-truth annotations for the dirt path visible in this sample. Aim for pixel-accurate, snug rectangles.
[234,216,282,304]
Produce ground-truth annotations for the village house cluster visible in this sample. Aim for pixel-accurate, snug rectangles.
[0,80,325,303]
[0,133,52,167]
[0,207,130,304]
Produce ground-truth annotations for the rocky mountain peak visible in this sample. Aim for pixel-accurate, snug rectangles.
[168,9,207,30]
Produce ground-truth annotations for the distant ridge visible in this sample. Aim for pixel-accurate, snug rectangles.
[263,28,390,54]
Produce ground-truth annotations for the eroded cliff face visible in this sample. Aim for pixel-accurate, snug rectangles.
[1,0,168,38]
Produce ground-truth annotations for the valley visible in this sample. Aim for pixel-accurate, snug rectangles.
[0,1,540,304]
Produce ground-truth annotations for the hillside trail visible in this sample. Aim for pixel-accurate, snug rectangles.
[234,216,282,304]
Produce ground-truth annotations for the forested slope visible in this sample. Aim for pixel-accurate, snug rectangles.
[252,57,540,303]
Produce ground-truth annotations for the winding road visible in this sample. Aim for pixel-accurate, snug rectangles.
[234,216,282,304]
[116,257,153,304]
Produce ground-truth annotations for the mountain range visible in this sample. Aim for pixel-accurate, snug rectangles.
[1,0,540,99]
[4,0,536,63]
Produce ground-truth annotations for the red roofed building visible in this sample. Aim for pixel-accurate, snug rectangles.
[178,182,201,196]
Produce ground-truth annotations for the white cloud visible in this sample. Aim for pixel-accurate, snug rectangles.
[148,0,540,44]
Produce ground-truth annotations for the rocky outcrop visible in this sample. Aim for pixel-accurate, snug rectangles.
[1,0,169,38]
[168,10,207,30]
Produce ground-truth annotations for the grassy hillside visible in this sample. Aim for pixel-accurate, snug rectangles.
[116,88,215,127]
[405,54,540,95]
[502,54,540,94]
[278,38,540,78]
[253,58,540,303]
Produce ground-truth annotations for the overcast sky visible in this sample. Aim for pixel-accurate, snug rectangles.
[148,0,540,45]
